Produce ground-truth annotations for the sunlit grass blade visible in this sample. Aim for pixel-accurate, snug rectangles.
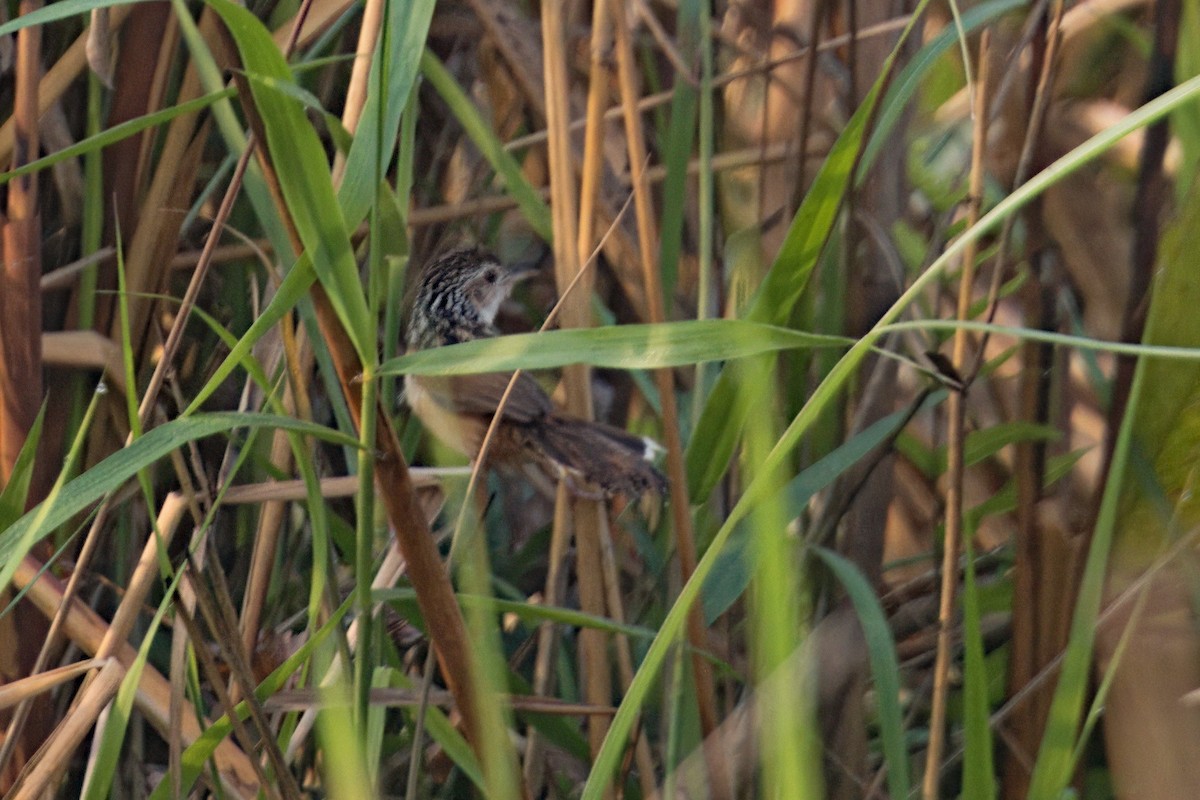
[581,55,1200,800]
[682,0,934,500]
[381,319,851,376]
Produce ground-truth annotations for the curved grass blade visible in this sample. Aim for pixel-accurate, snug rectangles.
[420,50,553,242]
[207,0,374,363]
[0,90,236,186]
[381,319,850,376]
[0,414,360,569]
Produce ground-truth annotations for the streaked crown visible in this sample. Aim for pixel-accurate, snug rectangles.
[405,248,520,349]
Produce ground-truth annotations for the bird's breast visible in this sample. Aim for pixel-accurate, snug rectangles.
[404,374,483,457]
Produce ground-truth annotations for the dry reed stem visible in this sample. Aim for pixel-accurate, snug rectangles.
[0,2,47,786]
[993,7,1065,793]
[523,480,574,792]
[571,3,658,788]
[40,331,125,387]
[329,0,383,185]
[0,5,135,166]
[173,592,289,800]
[609,2,726,797]
[0,659,105,712]
[12,555,260,798]
[283,540,411,761]
[922,31,990,800]
[196,546,304,799]
[539,5,618,791]
[237,408,295,658]
[72,492,187,794]
[0,0,43,482]
[8,658,123,800]
[0,0,357,168]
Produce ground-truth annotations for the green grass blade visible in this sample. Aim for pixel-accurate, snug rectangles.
[0,404,46,529]
[960,539,997,800]
[816,548,910,799]
[82,571,184,800]
[419,50,553,242]
[581,56,1200,800]
[337,0,434,228]
[381,319,850,376]
[0,0,156,37]
[183,255,317,416]
[147,598,355,799]
[0,414,360,569]
[0,90,236,185]
[861,0,1027,172]
[207,0,375,363]
[683,55,883,501]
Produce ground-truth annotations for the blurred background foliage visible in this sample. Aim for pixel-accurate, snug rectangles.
[0,0,1198,797]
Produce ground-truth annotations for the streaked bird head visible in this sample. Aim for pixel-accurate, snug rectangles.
[405,248,535,349]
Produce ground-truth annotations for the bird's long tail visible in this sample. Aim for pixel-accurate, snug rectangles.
[528,415,666,498]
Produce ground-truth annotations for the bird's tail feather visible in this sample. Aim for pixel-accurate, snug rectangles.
[529,416,666,498]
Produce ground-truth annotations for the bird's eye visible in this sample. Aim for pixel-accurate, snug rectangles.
[482,268,498,284]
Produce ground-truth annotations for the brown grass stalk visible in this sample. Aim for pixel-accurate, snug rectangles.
[8,658,124,800]
[608,3,727,798]
[538,6,619,793]
[922,31,990,800]
[12,555,260,797]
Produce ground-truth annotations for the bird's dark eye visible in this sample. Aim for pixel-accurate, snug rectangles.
[482,268,498,284]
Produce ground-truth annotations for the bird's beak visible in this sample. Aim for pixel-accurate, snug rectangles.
[505,260,541,282]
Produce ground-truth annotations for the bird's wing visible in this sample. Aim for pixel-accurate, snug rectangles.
[415,372,552,423]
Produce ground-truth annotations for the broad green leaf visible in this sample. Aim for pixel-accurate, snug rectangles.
[381,319,849,376]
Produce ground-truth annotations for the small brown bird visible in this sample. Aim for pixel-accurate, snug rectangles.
[403,247,665,498]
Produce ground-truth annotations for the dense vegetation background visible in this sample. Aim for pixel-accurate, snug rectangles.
[0,0,1198,797]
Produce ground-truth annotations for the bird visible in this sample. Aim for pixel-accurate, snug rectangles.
[402,247,666,499]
